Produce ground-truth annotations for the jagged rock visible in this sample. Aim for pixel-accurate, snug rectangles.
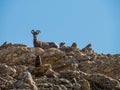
[0,42,27,50]
[42,48,65,67]
[14,65,27,74]
[34,64,59,78]
[0,43,120,89]
[44,68,59,78]
[34,64,52,75]
[53,85,62,90]
[59,78,70,84]
[28,47,44,55]
[86,74,120,89]
[71,78,81,90]
[59,70,88,80]
[15,71,38,90]
[60,84,67,90]
[0,63,16,76]
[43,48,65,59]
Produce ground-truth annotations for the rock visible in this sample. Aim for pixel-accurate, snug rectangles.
[0,74,16,89]
[60,84,67,90]
[34,64,59,78]
[43,48,65,58]
[0,43,120,89]
[42,48,65,67]
[0,63,16,76]
[44,68,59,78]
[15,65,27,74]
[53,85,63,90]
[71,78,81,90]
[16,71,38,90]
[59,78,70,84]
[87,74,120,89]
[29,47,44,55]
[34,64,52,75]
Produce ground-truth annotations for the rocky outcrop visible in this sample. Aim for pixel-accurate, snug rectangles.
[0,42,120,90]
[15,71,38,90]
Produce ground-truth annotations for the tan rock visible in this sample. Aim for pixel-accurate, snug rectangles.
[0,64,16,76]
[0,43,120,89]
[43,48,65,58]
[87,74,120,89]
[29,47,44,55]
[17,71,38,90]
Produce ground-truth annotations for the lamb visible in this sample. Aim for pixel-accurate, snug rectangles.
[81,43,92,52]
[71,42,77,48]
[31,30,58,49]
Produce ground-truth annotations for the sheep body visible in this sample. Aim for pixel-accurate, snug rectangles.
[31,30,58,49]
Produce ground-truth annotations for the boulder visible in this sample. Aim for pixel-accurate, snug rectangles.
[15,71,38,90]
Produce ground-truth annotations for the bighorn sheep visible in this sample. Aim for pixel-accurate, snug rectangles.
[81,43,92,52]
[31,30,58,49]
[71,42,77,48]
[59,42,65,48]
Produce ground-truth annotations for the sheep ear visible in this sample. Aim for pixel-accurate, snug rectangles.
[31,30,35,34]
[36,30,41,34]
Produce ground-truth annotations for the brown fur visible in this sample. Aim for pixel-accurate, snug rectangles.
[59,42,65,48]
[35,55,42,67]
[82,43,92,52]
[71,42,77,48]
[31,30,58,49]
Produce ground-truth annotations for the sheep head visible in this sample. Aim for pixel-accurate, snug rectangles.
[31,30,41,35]
[31,30,41,40]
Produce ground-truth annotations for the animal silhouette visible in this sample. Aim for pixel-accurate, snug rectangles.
[31,30,58,49]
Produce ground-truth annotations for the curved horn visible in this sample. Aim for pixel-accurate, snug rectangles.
[31,30,35,34]
[36,30,41,34]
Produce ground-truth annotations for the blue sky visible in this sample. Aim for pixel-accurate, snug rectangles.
[0,0,120,54]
